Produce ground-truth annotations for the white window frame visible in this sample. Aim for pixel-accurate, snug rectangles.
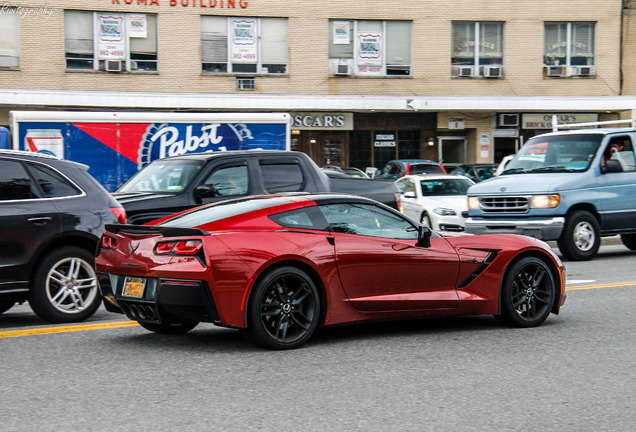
[328,19,412,77]
[64,10,158,73]
[451,21,504,78]
[201,16,289,75]
[543,22,596,77]
[0,8,20,69]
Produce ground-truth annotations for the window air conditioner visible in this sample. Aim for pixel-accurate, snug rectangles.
[335,63,351,76]
[452,66,474,77]
[572,66,594,76]
[499,114,519,127]
[545,66,565,77]
[236,77,255,90]
[105,60,122,72]
[483,66,503,78]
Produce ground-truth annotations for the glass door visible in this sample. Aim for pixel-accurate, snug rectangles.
[438,137,466,169]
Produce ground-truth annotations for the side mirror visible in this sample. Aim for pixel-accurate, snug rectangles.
[601,159,623,174]
[417,225,432,248]
[194,184,218,199]
[404,191,416,198]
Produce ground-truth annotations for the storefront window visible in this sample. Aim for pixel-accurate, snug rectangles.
[201,16,288,74]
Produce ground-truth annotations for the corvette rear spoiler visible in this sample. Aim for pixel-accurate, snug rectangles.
[105,224,210,237]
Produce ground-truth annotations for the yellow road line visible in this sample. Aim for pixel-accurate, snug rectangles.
[0,321,139,339]
[567,281,636,291]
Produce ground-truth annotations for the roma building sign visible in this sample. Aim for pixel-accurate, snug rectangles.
[522,113,598,129]
[110,0,249,8]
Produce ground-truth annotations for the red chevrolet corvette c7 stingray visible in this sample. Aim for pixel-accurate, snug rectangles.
[95,193,566,349]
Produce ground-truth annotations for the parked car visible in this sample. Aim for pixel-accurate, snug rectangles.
[96,193,566,350]
[450,163,497,182]
[0,150,125,322]
[113,150,400,225]
[396,174,475,231]
[466,123,636,260]
[374,159,446,181]
[321,165,370,178]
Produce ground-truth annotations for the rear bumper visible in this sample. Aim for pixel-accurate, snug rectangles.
[465,217,565,240]
[98,272,220,325]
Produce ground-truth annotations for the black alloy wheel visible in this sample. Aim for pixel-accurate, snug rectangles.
[137,320,199,334]
[244,266,320,350]
[497,256,556,327]
[620,233,636,250]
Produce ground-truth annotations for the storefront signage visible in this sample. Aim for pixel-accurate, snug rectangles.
[292,113,353,130]
[448,117,465,129]
[110,1,249,8]
[129,15,147,38]
[374,133,395,147]
[522,113,598,129]
[97,14,125,59]
[333,21,350,45]
[479,132,490,158]
[357,33,382,76]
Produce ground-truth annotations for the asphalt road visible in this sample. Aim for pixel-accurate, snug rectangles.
[1,244,635,432]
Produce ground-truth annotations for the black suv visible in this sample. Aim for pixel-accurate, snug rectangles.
[0,150,126,323]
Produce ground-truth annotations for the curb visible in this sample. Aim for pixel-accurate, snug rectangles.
[547,235,623,248]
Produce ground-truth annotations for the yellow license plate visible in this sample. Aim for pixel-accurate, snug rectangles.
[122,277,146,298]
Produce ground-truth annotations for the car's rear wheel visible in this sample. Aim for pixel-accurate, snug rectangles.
[29,246,101,323]
[244,266,320,350]
[620,233,636,250]
[0,301,15,314]
[496,256,556,327]
[137,320,199,334]
[557,210,600,261]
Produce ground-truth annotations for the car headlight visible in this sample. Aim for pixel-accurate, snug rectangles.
[433,207,457,216]
[467,196,480,210]
[529,194,560,209]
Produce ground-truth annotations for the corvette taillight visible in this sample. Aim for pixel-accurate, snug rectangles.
[101,234,116,250]
[154,240,203,256]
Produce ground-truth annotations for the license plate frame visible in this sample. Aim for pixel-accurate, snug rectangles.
[122,277,146,298]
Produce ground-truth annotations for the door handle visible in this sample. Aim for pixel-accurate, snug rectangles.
[27,216,53,225]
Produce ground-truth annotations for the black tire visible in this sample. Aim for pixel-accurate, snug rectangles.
[620,233,636,250]
[137,320,199,334]
[245,266,320,350]
[29,246,101,323]
[0,301,15,314]
[556,210,600,261]
[496,256,556,327]
[420,213,432,229]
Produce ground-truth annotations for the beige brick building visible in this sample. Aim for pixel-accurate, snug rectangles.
[1,0,636,172]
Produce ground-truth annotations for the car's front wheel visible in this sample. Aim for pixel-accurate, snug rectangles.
[244,266,321,350]
[137,321,199,334]
[496,256,556,327]
[0,301,15,314]
[29,246,101,323]
[557,210,600,261]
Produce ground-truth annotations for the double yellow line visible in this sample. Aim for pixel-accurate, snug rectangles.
[0,320,138,339]
[1,281,634,339]
[566,281,636,291]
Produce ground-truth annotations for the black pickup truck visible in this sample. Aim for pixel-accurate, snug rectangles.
[113,150,400,224]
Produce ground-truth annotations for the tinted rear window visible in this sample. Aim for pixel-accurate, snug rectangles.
[26,163,81,198]
[0,159,35,200]
[260,160,304,192]
[159,197,295,228]
[410,164,444,175]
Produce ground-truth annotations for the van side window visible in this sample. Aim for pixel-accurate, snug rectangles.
[605,136,636,172]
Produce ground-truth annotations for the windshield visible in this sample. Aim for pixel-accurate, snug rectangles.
[159,196,294,228]
[504,134,603,174]
[117,159,203,193]
[419,178,473,196]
